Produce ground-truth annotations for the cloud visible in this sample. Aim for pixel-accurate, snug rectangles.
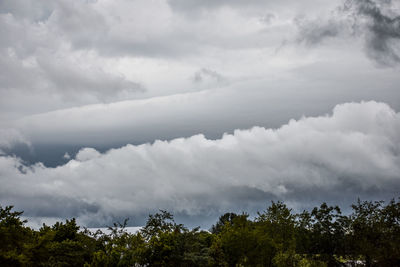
[63,152,70,160]
[167,0,339,15]
[1,101,399,227]
[192,68,227,90]
[75,148,102,162]
[2,0,399,124]
[295,0,400,66]
[0,128,31,150]
[193,68,224,83]
[0,1,145,119]
[36,54,144,101]
[11,68,400,152]
[167,0,266,12]
[0,46,144,117]
[295,17,344,45]
[345,0,400,66]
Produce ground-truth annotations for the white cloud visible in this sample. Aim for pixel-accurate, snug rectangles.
[75,148,102,162]
[1,101,399,226]
[63,152,70,160]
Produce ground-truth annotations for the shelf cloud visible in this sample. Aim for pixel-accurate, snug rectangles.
[1,101,399,227]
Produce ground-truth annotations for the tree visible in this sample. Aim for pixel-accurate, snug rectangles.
[379,198,400,266]
[255,201,297,267]
[211,213,256,266]
[210,212,238,234]
[350,198,400,267]
[29,218,95,266]
[141,210,183,240]
[309,203,349,266]
[0,205,32,266]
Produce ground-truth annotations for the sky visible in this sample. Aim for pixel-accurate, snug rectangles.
[0,0,399,228]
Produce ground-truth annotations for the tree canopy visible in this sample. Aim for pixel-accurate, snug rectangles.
[0,198,399,266]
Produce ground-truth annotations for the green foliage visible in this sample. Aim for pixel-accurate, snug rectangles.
[309,203,349,266]
[212,213,258,266]
[349,198,400,266]
[210,212,238,234]
[0,205,32,266]
[0,199,399,266]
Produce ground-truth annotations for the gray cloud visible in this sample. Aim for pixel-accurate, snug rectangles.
[296,0,400,66]
[167,0,266,12]
[1,101,399,227]
[295,18,343,45]
[0,0,336,59]
[0,1,145,119]
[167,0,338,14]
[0,0,55,22]
[0,128,30,150]
[345,0,400,66]
[6,194,100,219]
[3,0,398,123]
[37,55,143,102]
[11,66,400,152]
[0,48,144,114]
[259,13,276,25]
[193,68,224,83]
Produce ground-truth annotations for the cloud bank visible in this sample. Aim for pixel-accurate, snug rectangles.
[1,101,399,227]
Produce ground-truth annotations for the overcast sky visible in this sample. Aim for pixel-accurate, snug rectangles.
[0,0,400,228]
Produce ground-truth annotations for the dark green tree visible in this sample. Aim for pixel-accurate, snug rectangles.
[210,212,238,234]
[350,198,400,267]
[309,203,349,266]
[0,205,33,266]
[255,201,297,267]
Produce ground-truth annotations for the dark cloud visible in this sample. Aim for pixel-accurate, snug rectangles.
[345,0,400,66]
[5,195,100,218]
[294,0,400,66]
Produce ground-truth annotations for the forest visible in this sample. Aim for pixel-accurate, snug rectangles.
[1,198,399,267]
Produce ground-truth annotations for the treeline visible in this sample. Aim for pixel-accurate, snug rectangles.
[1,199,399,267]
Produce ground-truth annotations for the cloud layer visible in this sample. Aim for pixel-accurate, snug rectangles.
[1,0,399,124]
[1,101,399,227]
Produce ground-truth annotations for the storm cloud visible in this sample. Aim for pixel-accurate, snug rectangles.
[1,101,399,227]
